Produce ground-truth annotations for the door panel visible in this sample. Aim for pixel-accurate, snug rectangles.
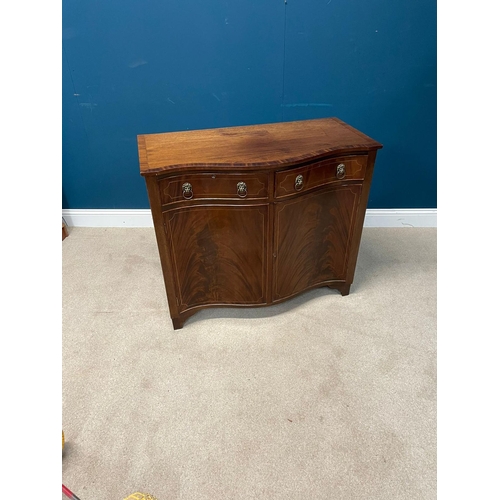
[164,204,268,311]
[274,184,361,300]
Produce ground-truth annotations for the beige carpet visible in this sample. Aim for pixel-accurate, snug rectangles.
[62,227,436,500]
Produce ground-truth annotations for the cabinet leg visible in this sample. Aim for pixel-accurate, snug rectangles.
[171,317,185,330]
[171,309,198,330]
[328,283,351,296]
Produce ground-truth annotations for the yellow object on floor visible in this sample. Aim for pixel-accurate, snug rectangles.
[123,494,158,500]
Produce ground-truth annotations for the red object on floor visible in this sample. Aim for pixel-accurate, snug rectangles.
[62,484,81,500]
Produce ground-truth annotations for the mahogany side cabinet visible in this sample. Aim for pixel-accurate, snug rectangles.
[138,118,382,329]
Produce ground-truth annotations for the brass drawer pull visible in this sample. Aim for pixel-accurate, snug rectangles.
[295,174,304,191]
[237,181,247,198]
[336,163,346,179]
[182,182,193,199]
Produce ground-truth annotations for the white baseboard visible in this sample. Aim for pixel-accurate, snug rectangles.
[363,209,436,227]
[62,209,153,228]
[62,208,437,228]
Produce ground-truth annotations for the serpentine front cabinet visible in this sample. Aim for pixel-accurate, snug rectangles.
[138,118,382,329]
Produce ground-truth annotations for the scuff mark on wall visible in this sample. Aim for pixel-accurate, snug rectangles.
[79,102,97,112]
[129,59,148,68]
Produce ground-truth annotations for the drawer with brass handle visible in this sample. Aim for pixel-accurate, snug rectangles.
[274,155,367,199]
[159,172,268,204]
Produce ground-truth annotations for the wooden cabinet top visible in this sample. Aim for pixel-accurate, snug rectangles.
[138,117,382,176]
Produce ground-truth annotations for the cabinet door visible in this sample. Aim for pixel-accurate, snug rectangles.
[164,204,268,312]
[274,185,362,300]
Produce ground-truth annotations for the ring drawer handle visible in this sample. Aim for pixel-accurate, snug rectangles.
[182,182,193,199]
[237,181,247,198]
[295,175,304,191]
[336,163,346,179]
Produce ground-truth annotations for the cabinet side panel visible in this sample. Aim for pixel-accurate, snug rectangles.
[274,185,362,300]
[345,150,378,285]
[144,176,181,320]
[165,205,268,311]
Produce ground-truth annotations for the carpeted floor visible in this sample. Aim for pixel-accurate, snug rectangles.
[62,227,436,500]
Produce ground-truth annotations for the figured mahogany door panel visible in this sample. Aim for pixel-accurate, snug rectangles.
[159,172,268,204]
[274,184,362,300]
[164,204,268,312]
[275,155,367,199]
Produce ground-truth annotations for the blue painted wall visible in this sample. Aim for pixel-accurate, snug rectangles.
[63,0,436,209]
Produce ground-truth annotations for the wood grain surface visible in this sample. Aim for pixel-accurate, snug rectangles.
[138,118,382,175]
[274,155,367,198]
[140,118,382,329]
[159,172,268,204]
[274,184,362,300]
[164,204,268,312]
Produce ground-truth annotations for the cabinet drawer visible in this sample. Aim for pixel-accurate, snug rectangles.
[159,172,268,204]
[275,155,367,199]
